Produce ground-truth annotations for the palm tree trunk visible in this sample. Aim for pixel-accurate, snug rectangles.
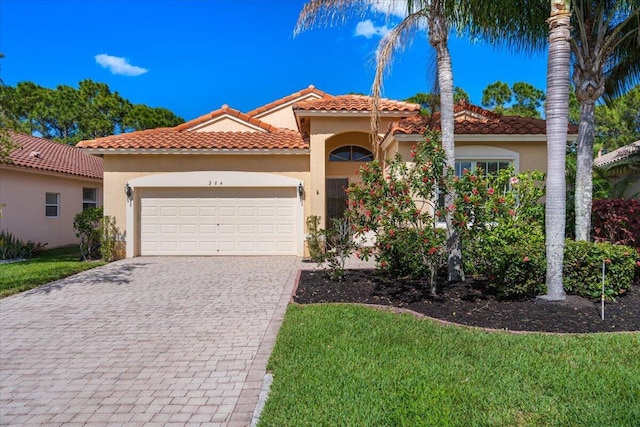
[574,100,595,241]
[428,0,463,282]
[542,1,570,301]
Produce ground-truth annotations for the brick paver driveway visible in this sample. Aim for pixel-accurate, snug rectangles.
[1,256,300,426]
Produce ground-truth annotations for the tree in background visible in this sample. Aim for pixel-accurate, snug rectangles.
[571,0,640,242]
[595,84,640,153]
[405,87,470,114]
[481,81,546,118]
[0,79,184,144]
[0,53,18,162]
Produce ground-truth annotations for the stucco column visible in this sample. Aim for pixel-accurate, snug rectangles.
[309,127,328,228]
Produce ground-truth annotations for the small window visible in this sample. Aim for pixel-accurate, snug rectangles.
[83,188,98,210]
[46,193,59,217]
[329,146,373,162]
[457,160,511,177]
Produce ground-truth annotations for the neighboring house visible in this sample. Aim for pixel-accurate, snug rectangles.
[593,140,640,199]
[0,132,103,248]
[76,86,577,258]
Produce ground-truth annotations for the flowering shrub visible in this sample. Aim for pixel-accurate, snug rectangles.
[592,199,640,250]
[347,132,450,295]
[452,167,547,299]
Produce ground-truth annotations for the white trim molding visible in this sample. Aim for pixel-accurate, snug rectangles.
[454,145,520,172]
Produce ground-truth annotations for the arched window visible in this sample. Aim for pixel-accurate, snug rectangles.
[329,145,373,162]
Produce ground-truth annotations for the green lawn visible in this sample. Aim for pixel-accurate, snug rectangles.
[260,304,640,427]
[0,246,105,298]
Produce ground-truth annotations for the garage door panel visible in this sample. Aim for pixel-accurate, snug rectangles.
[160,206,178,217]
[179,224,197,234]
[180,206,198,216]
[140,187,298,256]
[200,206,217,217]
[161,224,178,234]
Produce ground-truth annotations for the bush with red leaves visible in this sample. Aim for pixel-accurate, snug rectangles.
[592,199,640,250]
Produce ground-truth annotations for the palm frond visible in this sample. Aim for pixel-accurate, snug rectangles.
[294,0,370,36]
[370,9,427,148]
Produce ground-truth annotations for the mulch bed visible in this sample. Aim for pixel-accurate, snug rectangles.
[294,269,640,333]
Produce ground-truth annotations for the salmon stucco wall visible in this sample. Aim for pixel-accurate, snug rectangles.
[0,166,103,248]
[102,154,310,243]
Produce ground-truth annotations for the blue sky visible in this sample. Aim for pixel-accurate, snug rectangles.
[1,0,549,122]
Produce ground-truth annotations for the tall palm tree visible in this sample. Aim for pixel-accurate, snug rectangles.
[296,0,464,281]
[541,0,572,301]
[572,1,640,241]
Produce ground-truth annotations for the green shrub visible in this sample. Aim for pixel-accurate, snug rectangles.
[564,240,637,299]
[100,215,120,262]
[73,207,103,260]
[466,224,546,300]
[305,215,326,264]
[323,217,355,282]
[0,230,46,260]
[455,167,547,299]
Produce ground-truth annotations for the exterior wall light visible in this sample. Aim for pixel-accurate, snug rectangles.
[124,183,133,200]
[298,183,304,198]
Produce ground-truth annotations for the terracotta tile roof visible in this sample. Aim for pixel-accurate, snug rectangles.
[4,132,103,180]
[388,100,579,137]
[76,127,307,150]
[246,85,331,117]
[294,94,421,113]
[174,105,278,132]
[593,140,640,168]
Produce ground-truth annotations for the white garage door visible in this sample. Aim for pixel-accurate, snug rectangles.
[140,188,298,255]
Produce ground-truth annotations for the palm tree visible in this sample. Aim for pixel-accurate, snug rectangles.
[540,0,572,301]
[296,0,465,281]
[572,1,640,241]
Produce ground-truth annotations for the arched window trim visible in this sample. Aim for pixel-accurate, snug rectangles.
[328,145,374,162]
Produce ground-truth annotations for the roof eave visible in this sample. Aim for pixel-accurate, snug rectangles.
[293,110,417,118]
[0,162,103,181]
[78,148,310,155]
[390,133,578,142]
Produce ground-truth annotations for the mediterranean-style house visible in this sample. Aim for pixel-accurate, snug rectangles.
[76,86,577,258]
[1,132,103,248]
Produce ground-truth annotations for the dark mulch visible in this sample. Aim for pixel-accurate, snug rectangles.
[295,269,640,333]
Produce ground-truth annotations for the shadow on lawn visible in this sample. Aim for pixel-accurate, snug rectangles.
[23,261,151,296]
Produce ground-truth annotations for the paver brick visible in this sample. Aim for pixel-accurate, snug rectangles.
[0,257,299,427]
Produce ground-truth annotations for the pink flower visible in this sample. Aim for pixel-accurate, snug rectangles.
[508,209,515,216]
[523,256,530,262]
[487,187,494,195]
[428,247,438,255]
[472,188,478,195]
[510,177,519,185]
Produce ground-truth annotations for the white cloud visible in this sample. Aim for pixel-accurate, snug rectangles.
[94,54,148,76]
[355,19,391,39]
